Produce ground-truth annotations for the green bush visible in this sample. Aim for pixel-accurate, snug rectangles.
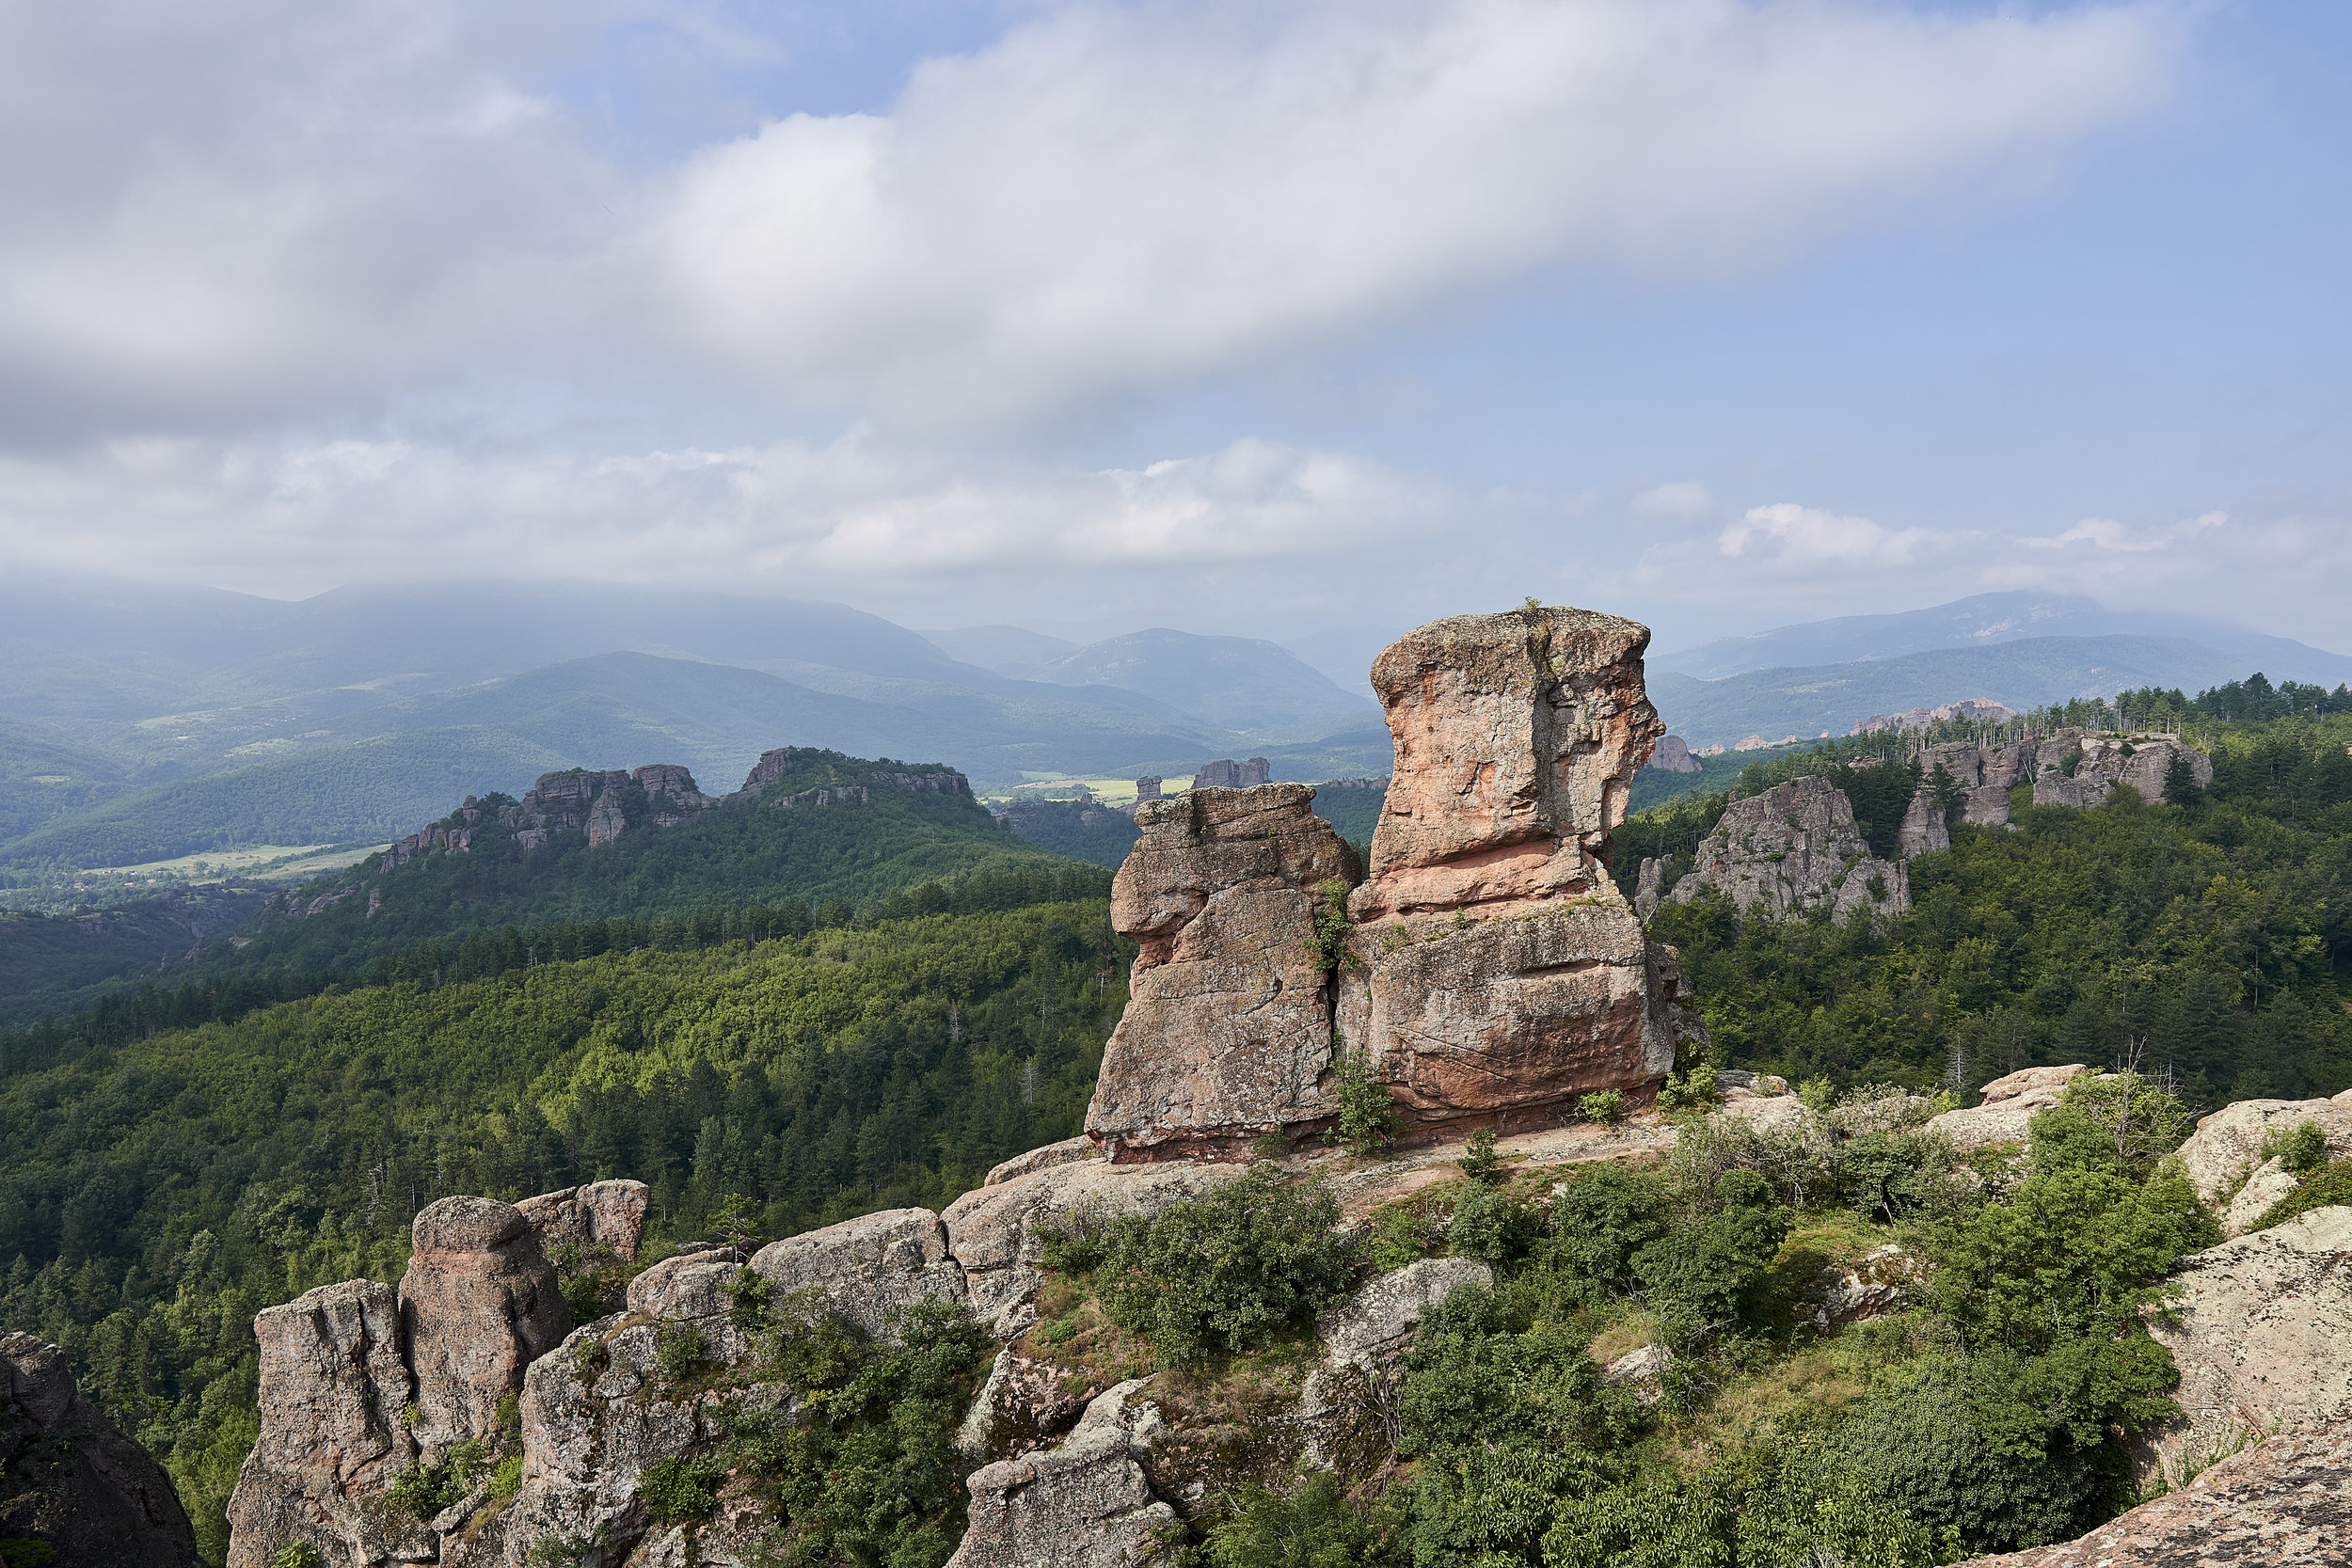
[1448,1185,1538,1263]
[1328,1048,1397,1157]
[636,1454,726,1526]
[1537,1164,1673,1296]
[1838,1129,1963,1224]
[1657,1062,1722,1112]
[1457,1129,1503,1185]
[1204,1472,1398,1568]
[1303,879,1361,977]
[654,1322,709,1384]
[1366,1205,1436,1273]
[723,1267,773,1329]
[385,1441,489,1520]
[266,1546,321,1568]
[1578,1090,1627,1127]
[2254,1158,2352,1231]
[489,1456,524,1505]
[1090,1166,1357,1358]
[1630,1170,1790,1345]
[2263,1119,2329,1174]
[2028,1073,2192,1180]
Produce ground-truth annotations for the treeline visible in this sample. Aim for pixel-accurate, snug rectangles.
[0,895,1127,1560]
[0,861,1113,1078]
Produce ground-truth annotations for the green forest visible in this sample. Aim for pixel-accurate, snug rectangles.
[0,686,2346,1563]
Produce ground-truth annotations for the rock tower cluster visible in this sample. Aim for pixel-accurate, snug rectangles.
[1085,606,1703,1162]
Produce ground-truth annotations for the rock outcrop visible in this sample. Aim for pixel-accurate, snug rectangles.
[946,1382,1174,1568]
[1084,784,1359,1162]
[1954,1425,2352,1566]
[2172,1090,2352,1235]
[1670,776,1909,920]
[1332,608,1692,1142]
[400,1198,570,1461]
[1645,735,1701,773]
[514,1178,650,1265]
[1925,1064,2096,1153]
[1298,1259,1491,1472]
[750,1207,967,1341]
[2032,734,2211,809]
[1,1332,201,1568]
[2137,1207,2352,1493]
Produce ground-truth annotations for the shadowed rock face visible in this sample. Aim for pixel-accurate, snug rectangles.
[0,1332,200,1568]
[1671,776,1910,921]
[400,1196,569,1461]
[1085,784,1358,1163]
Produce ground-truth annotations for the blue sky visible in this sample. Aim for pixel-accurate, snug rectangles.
[0,0,2344,656]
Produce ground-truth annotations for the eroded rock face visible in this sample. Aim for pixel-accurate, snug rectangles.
[750,1208,967,1341]
[1925,1064,2095,1153]
[984,1136,1099,1187]
[516,1179,651,1265]
[1954,1426,2352,1567]
[2032,735,2211,809]
[2173,1093,2352,1235]
[1085,784,1358,1163]
[225,1281,418,1568]
[1670,777,1909,921]
[1898,786,1949,857]
[946,1382,1174,1568]
[0,1332,201,1568]
[401,1197,569,1460]
[2136,1207,2352,1492]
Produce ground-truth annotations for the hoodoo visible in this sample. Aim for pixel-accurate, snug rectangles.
[1085,604,1702,1163]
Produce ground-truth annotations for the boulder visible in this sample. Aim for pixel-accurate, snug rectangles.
[1297,1258,1491,1473]
[516,1179,651,1264]
[1600,1344,1672,1403]
[1809,1244,1921,1330]
[946,1381,1174,1568]
[955,1346,1104,1465]
[941,1159,1248,1338]
[400,1196,569,1460]
[1926,1064,2094,1153]
[2172,1096,2352,1233]
[1953,1426,2352,1566]
[1671,777,1909,921]
[750,1207,968,1341]
[2137,1206,2352,1492]
[0,1332,201,1568]
[625,1246,741,1322]
[986,1136,1101,1186]
[226,1280,419,1567]
[1084,784,1358,1163]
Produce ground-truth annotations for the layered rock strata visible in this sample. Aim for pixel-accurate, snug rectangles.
[1,1332,201,1568]
[1670,777,1909,920]
[1332,608,1692,1142]
[1084,784,1359,1162]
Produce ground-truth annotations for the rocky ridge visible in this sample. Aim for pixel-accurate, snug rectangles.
[1,1331,201,1567]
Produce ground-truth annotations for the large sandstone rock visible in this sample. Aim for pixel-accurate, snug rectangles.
[1955,1425,2352,1566]
[2173,1092,2352,1235]
[1085,784,1358,1163]
[750,1207,968,1341]
[1671,776,1909,921]
[1898,786,1950,856]
[225,1280,419,1568]
[985,1135,1100,1187]
[0,1332,201,1568]
[941,1159,1248,1337]
[516,1179,651,1263]
[1925,1064,2095,1153]
[2137,1207,2352,1492]
[1332,608,1689,1139]
[400,1196,569,1460]
[946,1381,1174,1568]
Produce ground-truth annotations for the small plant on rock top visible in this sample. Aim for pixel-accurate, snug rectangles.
[654,1322,709,1384]
[1302,879,1360,978]
[267,1544,322,1568]
[2264,1120,2329,1175]
[635,1454,726,1527]
[1658,1062,1721,1112]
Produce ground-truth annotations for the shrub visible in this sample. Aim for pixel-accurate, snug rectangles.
[1367,1204,1436,1272]
[1302,879,1361,977]
[2263,1119,2329,1174]
[386,1441,488,1520]
[1448,1185,1538,1263]
[1657,1062,1721,1112]
[1538,1164,1673,1294]
[654,1322,708,1384]
[1631,1170,1789,1345]
[2028,1072,2192,1180]
[488,1456,524,1505]
[1092,1166,1357,1358]
[1839,1129,1964,1224]
[1578,1089,1626,1127]
[1457,1129,1503,1185]
[1204,1472,1395,1568]
[267,1545,322,1568]
[723,1267,773,1329]
[2254,1158,2352,1232]
[1328,1048,1397,1157]
[636,1454,725,1526]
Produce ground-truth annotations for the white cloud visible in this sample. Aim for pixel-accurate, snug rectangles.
[1716,501,1953,566]
[1632,480,1716,519]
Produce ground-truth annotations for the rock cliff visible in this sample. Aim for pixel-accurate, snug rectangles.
[1087,606,1699,1163]
[1669,777,1909,920]
[2032,733,2211,809]
[0,1331,201,1568]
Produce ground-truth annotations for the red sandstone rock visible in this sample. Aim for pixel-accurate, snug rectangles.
[399,1196,569,1461]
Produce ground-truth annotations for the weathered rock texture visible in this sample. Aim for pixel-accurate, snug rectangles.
[2137,1207,2352,1492]
[1331,608,1692,1142]
[750,1207,967,1341]
[0,1332,201,1568]
[515,1178,650,1264]
[1298,1259,1492,1473]
[1925,1064,2095,1153]
[1670,777,1909,921]
[1954,1426,2352,1566]
[946,1382,1174,1568]
[400,1197,570,1460]
[2032,734,2211,809]
[2173,1091,2352,1236]
[1085,784,1358,1162]
[1644,735,1701,773]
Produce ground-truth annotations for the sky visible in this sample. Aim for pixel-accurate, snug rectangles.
[0,0,2346,656]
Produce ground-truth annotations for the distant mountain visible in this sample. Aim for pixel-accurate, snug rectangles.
[1647,635,2259,748]
[0,886,265,1026]
[1654,591,2352,686]
[921,625,1081,677]
[1031,627,1378,735]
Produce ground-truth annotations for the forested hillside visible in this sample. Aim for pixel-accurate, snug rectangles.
[0,895,1127,1560]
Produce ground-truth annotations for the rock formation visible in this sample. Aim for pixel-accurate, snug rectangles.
[1084,784,1359,1162]
[1669,777,1909,920]
[1332,608,1694,1142]
[2170,1089,2352,1236]
[2032,733,2211,809]
[1191,757,1271,790]
[1644,734,1701,773]
[399,1197,570,1461]
[1,1332,201,1568]
[946,1382,1174,1568]
[2137,1206,2352,1492]
[1925,1064,2096,1153]
[514,1178,651,1264]
[749,1207,967,1341]
[1853,699,2014,736]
